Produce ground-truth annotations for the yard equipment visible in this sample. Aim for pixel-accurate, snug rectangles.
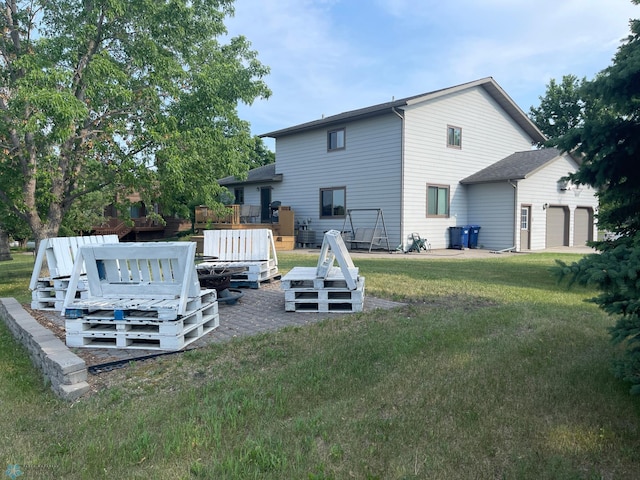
[405,233,430,253]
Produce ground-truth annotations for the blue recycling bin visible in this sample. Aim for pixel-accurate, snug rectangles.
[449,226,469,249]
[467,225,481,249]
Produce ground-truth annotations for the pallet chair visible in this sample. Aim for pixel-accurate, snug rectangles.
[29,234,120,310]
[280,230,365,313]
[63,241,210,320]
[63,242,219,351]
[197,228,279,288]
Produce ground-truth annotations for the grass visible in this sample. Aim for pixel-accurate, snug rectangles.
[1,250,639,479]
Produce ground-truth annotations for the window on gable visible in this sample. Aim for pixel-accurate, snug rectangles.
[427,184,450,217]
[447,125,462,148]
[327,128,345,151]
[320,187,346,218]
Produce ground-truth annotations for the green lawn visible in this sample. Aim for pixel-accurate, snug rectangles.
[0,251,639,479]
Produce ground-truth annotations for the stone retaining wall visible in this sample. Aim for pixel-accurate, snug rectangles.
[0,298,89,401]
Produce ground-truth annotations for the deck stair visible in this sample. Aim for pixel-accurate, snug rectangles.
[281,230,365,312]
[63,241,218,351]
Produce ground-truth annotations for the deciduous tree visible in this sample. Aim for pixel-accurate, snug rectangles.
[0,0,270,245]
[529,74,587,142]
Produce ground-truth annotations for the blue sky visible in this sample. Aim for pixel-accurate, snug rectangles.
[225,0,639,149]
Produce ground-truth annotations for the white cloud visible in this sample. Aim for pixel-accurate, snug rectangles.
[225,0,639,141]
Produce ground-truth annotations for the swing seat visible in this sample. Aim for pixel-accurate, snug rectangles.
[405,233,430,253]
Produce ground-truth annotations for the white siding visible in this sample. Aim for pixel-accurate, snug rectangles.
[274,114,403,245]
[517,154,598,250]
[401,86,535,249]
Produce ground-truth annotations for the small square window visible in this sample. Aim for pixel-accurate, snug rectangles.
[447,125,462,148]
[328,128,345,151]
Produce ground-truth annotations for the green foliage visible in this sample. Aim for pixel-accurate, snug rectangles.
[555,19,640,237]
[2,253,639,478]
[556,233,640,394]
[529,74,587,142]
[544,3,640,394]
[0,0,270,241]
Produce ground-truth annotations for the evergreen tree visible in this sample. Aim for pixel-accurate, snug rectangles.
[554,3,640,394]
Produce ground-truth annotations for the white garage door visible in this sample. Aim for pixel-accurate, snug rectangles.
[574,207,593,246]
[546,207,569,247]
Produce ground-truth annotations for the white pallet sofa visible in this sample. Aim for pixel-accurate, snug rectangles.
[63,242,218,351]
[281,230,365,313]
[29,235,120,311]
[197,228,279,288]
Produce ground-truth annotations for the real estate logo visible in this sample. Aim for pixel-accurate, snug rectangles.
[4,464,23,479]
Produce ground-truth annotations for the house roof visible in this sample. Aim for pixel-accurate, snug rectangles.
[218,163,282,187]
[459,148,566,184]
[260,77,546,145]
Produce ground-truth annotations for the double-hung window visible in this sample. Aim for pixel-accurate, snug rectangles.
[427,184,450,217]
[327,128,345,151]
[320,187,346,218]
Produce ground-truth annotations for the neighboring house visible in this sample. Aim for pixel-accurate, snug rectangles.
[218,163,283,223]
[226,77,598,251]
[92,192,190,241]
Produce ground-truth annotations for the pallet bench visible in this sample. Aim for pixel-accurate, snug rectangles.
[197,229,279,288]
[281,230,365,313]
[63,242,218,351]
[29,235,120,311]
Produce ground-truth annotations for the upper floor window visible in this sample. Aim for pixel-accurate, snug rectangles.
[327,128,345,151]
[447,125,462,149]
[320,187,346,218]
[427,184,450,217]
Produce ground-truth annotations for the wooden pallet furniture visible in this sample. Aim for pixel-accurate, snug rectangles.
[197,228,279,288]
[29,235,120,311]
[63,242,218,351]
[281,230,365,312]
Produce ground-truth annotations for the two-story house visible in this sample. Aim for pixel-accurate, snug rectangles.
[223,77,598,252]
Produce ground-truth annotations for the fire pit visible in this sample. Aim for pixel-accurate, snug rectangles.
[197,266,246,305]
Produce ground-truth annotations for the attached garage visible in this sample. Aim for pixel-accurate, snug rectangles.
[573,207,594,246]
[546,206,569,247]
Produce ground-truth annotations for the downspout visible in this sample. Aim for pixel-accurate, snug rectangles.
[508,179,518,252]
[491,179,518,254]
[392,107,405,250]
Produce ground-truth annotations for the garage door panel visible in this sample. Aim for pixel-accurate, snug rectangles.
[546,207,568,247]
[574,207,593,245]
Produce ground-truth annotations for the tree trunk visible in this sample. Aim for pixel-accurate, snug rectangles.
[0,226,13,261]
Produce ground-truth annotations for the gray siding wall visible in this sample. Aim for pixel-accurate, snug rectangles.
[273,114,403,246]
[465,182,516,251]
[401,86,535,249]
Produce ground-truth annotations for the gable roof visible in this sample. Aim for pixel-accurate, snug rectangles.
[459,148,567,184]
[218,163,282,187]
[261,77,546,144]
